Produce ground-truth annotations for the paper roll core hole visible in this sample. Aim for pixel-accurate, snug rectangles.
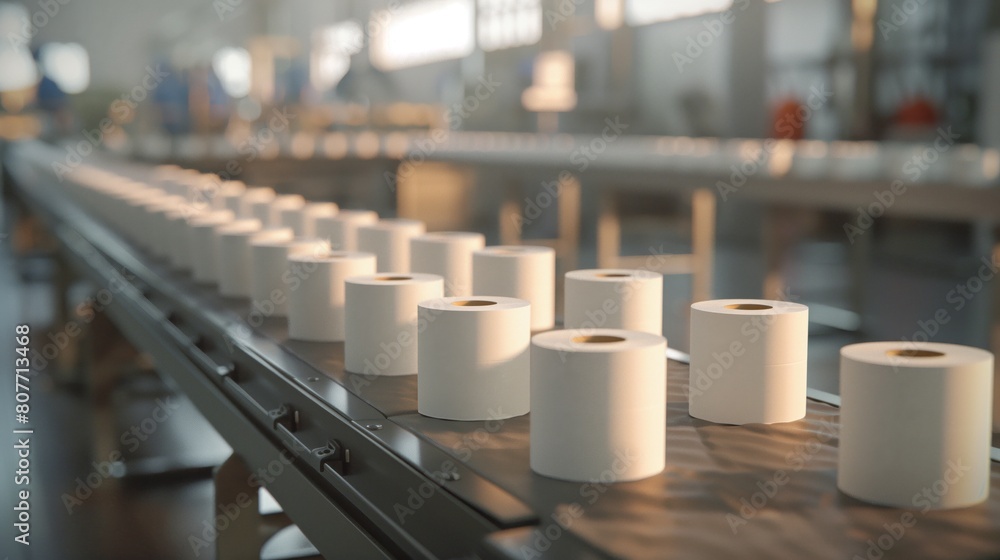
[451,300,497,307]
[573,335,626,343]
[724,303,773,311]
[375,276,412,281]
[885,349,945,358]
[595,273,631,278]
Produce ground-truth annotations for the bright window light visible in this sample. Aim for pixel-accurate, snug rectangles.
[311,20,363,92]
[39,43,90,94]
[212,47,252,98]
[595,0,624,30]
[625,0,733,26]
[478,0,541,52]
[0,2,29,39]
[0,47,37,92]
[370,0,475,71]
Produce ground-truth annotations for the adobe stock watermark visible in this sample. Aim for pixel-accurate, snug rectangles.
[878,0,929,41]
[544,0,585,28]
[716,83,833,201]
[843,126,959,244]
[569,116,628,172]
[726,416,837,534]
[60,396,182,514]
[889,253,998,366]
[347,291,456,393]
[513,116,628,234]
[30,249,138,372]
[222,239,329,353]
[672,0,751,73]
[204,106,297,189]
[52,65,170,181]
[6,0,72,49]
[188,450,296,556]
[393,407,506,525]
[384,74,500,192]
[850,459,970,560]
[518,449,636,559]
[686,287,796,399]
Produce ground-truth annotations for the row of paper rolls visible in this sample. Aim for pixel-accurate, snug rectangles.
[57,166,995,507]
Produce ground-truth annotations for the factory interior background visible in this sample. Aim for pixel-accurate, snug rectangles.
[0,0,999,559]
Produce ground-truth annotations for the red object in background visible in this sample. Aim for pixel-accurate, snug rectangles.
[771,98,806,140]
[893,96,938,127]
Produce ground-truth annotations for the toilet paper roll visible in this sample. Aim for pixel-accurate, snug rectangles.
[143,197,186,258]
[215,220,269,297]
[357,219,426,273]
[250,237,328,317]
[564,269,663,335]
[344,273,443,376]
[288,251,377,342]
[116,188,167,243]
[279,202,339,237]
[688,299,809,425]
[314,210,378,251]
[189,210,235,283]
[838,342,993,509]
[473,246,555,331]
[411,232,486,297]
[268,194,306,227]
[531,328,667,482]
[213,181,246,212]
[165,207,202,269]
[239,187,276,220]
[417,296,531,420]
[123,191,169,249]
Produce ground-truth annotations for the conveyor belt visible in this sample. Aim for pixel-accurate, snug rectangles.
[5,142,1000,560]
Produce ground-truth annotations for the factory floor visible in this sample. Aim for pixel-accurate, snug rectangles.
[0,224,994,558]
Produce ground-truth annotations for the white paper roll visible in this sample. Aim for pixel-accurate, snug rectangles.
[213,180,246,212]
[189,210,235,283]
[288,251,378,342]
[215,221,276,297]
[144,197,186,258]
[250,237,328,317]
[126,192,157,237]
[214,219,261,293]
[268,194,306,227]
[239,187,276,220]
[838,342,993,509]
[357,219,426,273]
[564,269,663,335]
[344,273,443,376]
[417,297,531,421]
[124,192,170,249]
[314,210,379,251]
[473,246,555,331]
[165,207,202,269]
[688,299,809,425]
[531,328,667,482]
[411,232,486,297]
[279,202,339,237]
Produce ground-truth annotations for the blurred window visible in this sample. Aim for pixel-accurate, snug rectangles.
[625,0,733,26]
[477,0,541,52]
[370,0,475,70]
